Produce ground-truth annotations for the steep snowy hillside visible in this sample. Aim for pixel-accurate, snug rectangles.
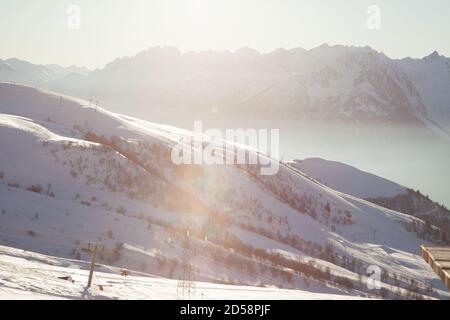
[399,52,450,135]
[0,83,449,299]
[290,158,450,242]
[15,45,446,137]
[289,158,407,199]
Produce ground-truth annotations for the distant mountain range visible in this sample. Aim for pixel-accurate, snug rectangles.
[0,58,90,86]
[2,45,449,137]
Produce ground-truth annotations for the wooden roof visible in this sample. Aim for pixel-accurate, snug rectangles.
[421,245,450,289]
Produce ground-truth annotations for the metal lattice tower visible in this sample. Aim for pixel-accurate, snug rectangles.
[177,230,196,299]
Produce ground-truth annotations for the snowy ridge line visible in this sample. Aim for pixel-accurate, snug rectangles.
[285,161,425,225]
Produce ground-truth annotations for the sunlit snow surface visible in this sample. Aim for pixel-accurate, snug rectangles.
[0,246,363,300]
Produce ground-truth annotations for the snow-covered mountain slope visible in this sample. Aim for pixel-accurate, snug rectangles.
[289,158,407,199]
[0,83,449,299]
[0,245,365,300]
[17,45,448,138]
[399,52,450,136]
[290,158,450,240]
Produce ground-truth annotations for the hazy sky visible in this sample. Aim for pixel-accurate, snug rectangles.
[1,0,449,69]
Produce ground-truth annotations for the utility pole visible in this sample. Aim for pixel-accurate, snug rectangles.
[86,243,104,288]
